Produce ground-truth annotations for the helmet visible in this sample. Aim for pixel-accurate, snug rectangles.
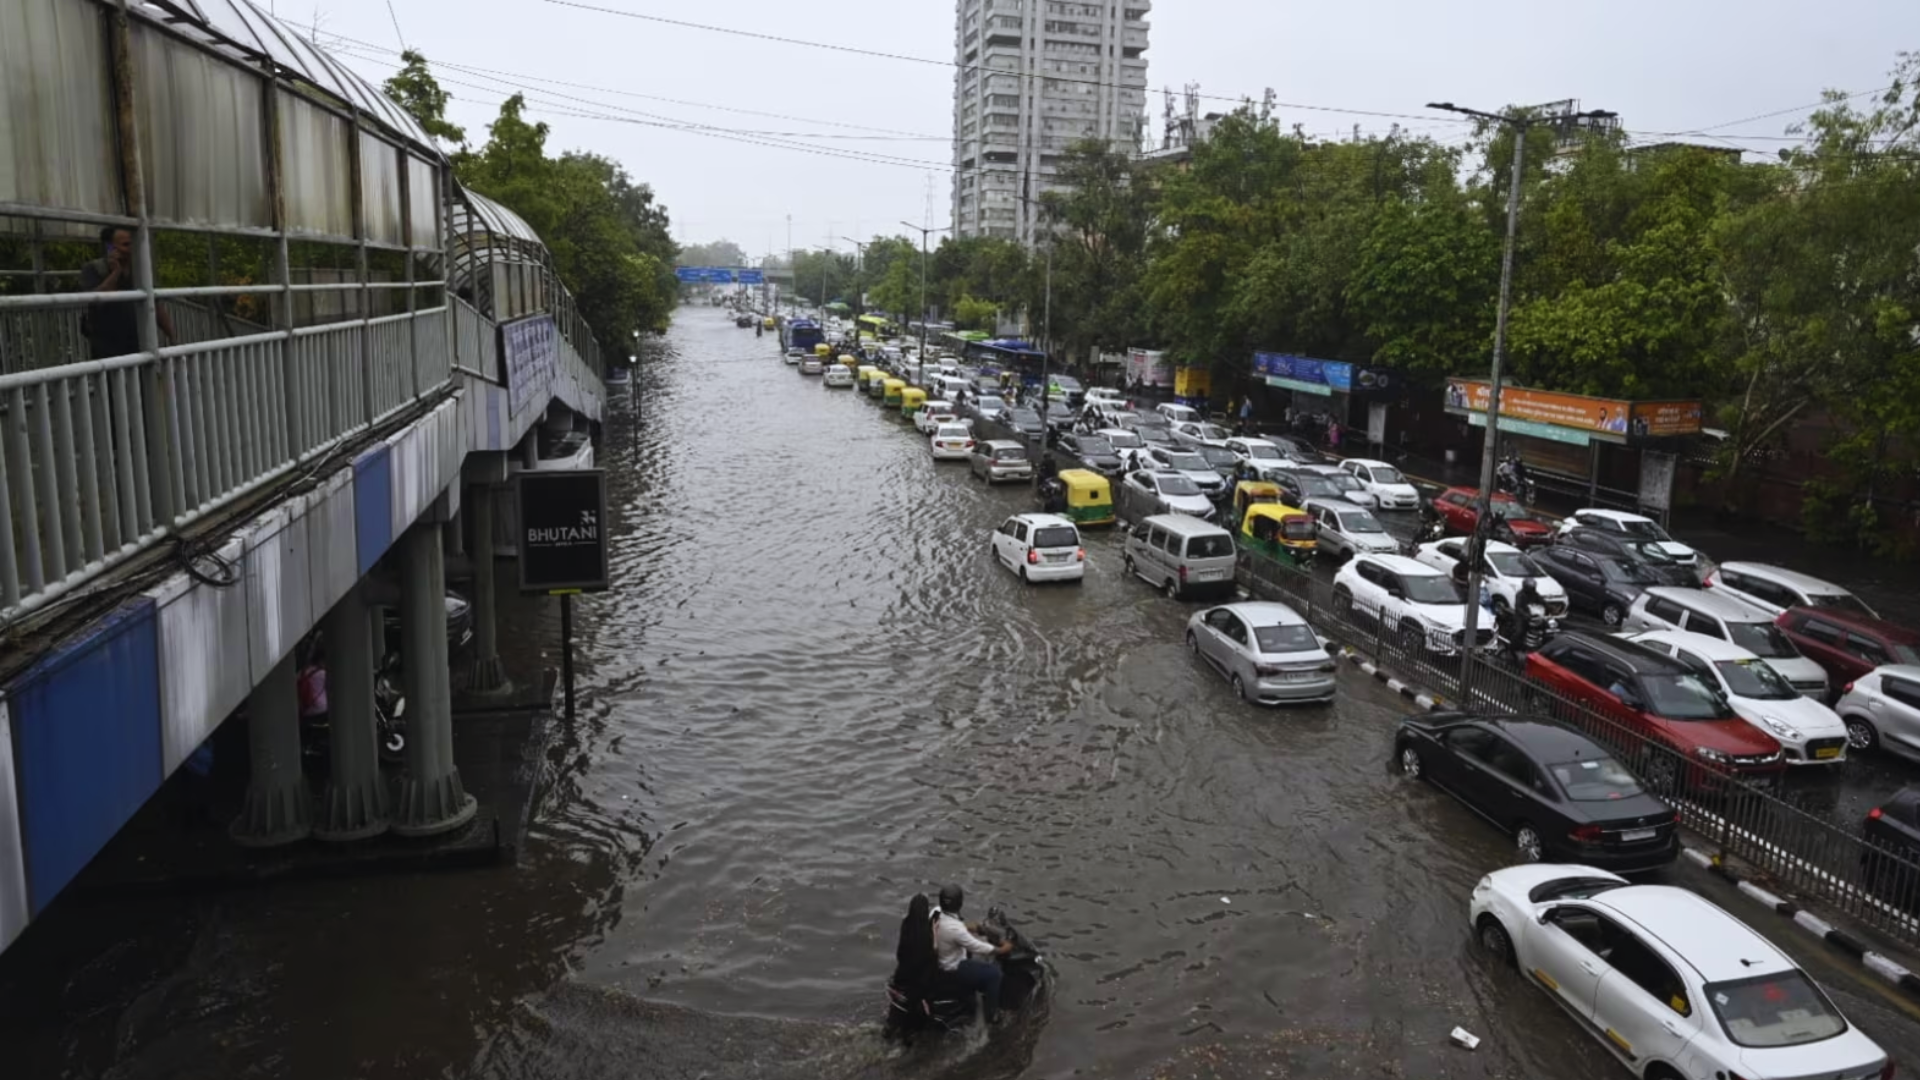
[937,884,964,914]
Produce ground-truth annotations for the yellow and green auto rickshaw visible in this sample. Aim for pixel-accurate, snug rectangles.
[856,365,880,388]
[1224,480,1284,530]
[1050,468,1115,527]
[1239,502,1317,567]
[900,386,928,418]
[882,378,906,406]
[866,370,889,396]
[814,343,834,364]
[762,316,776,330]
[838,355,860,379]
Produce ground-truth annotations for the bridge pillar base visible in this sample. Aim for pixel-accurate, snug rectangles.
[391,523,477,838]
[230,652,313,848]
[315,582,390,843]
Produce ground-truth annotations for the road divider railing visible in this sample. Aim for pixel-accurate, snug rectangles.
[1235,548,1920,948]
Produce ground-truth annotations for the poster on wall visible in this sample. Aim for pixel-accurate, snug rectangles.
[1638,451,1677,514]
[1126,348,1172,387]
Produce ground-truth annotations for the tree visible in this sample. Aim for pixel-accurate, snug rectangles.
[1347,196,1498,372]
[1036,139,1153,362]
[381,50,466,146]
[678,240,749,269]
[952,294,999,331]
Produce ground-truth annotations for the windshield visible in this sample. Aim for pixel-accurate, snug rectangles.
[1487,550,1545,577]
[1032,526,1079,549]
[1601,559,1660,585]
[1638,673,1734,720]
[1806,592,1876,619]
[992,446,1027,461]
[1615,517,1673,541]
[1105,431,1143,449]
[1010,409,1041,425]
[1339,511,1385,534]
[1715,659,1798,701]
[1896,644,1920,665]
[1161,451,1209,471]
[1245,444,1283,460]
[974,396,1005,412]
[1188,535,1235,559]
[1328,473,1365,491]
[1254,624,1320,653]
[1403,575,1464,605]
[1728,622,1798,659]
[1075,436,1115,455]
[1199,446,1237,467]
[1193,423,1229,440]
[1155,474,1202,497]
[1489,501,1536,522]
[936,425,970,438]
[1296,476,1342,498]
[1707,972,1847,1048]
[1548,757,1643,801]
[1369,465,1406,485]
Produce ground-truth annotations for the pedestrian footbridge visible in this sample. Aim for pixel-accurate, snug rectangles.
[0,0,609,953]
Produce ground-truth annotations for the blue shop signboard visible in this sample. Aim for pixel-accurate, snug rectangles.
[1254,352,1352,396]
[500,314,559,417]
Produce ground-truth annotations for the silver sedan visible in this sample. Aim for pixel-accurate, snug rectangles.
[1185,602,1338,704]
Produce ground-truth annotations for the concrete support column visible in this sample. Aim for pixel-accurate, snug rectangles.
[392,523,477,836]
[315,581,390,841]
[230,652,312,847]
[447,502,466,558]
[467,482,510,694]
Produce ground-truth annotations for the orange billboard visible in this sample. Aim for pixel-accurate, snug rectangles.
[1445,379,1633,436]
[1629,401,1705,438]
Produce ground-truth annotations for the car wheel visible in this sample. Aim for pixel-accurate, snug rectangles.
[1397,620,1424,654]
[1601,602,1625,627]
[1123,554,1136,577]
[1644,752,1679,794]
[1333,587,1353,619]
[1476,916,1516,968]
[1231,674,1247,701]
[1163,578,1180,600]
[1514,823,1544,863]
[1845,715,1880,753]
[1398,743,1423,780]
[1020,565,1031,584]
[1186,631,1199,655]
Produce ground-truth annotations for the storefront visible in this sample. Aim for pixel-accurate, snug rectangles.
[1444,378,1704,516]
[1253,352,1353,429]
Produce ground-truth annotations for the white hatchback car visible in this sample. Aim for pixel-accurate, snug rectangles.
[930,423,975,462]
[1412,538,1569,617]
[1470,865,1889,1080]
[990,513,1086,584]
[1332,552,1489,656]
[799,356,824,375]
[1835,664,1920,758]
[1340,458,1422,510]
[1169,420,1232,450]
[1623,629,1850,765]
[915,400,961,434]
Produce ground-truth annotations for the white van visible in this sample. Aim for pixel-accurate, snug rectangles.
[1157,402,1201,425]
[1706,562,1876,620]
[1621,587,1829,697]
[1123,514,1238,600]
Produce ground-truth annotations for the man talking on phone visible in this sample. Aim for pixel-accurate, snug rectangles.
[77,226,174,360]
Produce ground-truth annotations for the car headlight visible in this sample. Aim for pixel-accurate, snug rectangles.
[1755,715,1800,740]
[1694,746,1731,763]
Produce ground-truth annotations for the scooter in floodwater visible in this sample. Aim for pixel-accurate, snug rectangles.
[885,907,1048,1042]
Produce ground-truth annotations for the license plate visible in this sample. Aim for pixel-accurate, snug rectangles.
[1195,569,1224,580]
[1045,553,1069,563]
[1279,671,1315,683]
[1814,746,1841,759]
[1621,828,1656,842]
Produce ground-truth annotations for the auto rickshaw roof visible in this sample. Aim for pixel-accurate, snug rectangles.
[1242,502,1310,524]
[1055,469,1112,492]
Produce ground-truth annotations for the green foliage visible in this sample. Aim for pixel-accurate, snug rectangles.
[677,240,749,269]
[952,294,999,331]
[381,50,466,146]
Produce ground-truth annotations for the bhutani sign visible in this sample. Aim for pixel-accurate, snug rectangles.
[517,470,610,594]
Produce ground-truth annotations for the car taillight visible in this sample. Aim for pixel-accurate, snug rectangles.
[1076,547,1085,562]
[964,440,974,448]
[1569,824,1604,843]
[1178,565,1189,582]
[1870,807,1885,821]
[1026,550,1039,565]
[1843,681,1855,695]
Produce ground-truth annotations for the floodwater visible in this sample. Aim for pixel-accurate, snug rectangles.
[3,309,1917,1079]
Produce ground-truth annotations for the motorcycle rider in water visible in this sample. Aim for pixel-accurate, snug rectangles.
[932,884,1013,1023]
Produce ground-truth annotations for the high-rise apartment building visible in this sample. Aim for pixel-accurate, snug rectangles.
[951,0,1150,244]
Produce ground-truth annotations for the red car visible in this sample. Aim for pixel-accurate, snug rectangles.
[1525,632,1785,785]
[1775,606,1920,691]
[1428,487,1554,547]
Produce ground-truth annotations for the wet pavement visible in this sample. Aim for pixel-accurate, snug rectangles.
[2,309,1918,1078]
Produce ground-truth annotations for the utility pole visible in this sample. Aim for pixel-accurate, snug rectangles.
[786,214,793,314]
[1428,100,1614,701]
[1039,237,1053,426]
[901,220,951,389]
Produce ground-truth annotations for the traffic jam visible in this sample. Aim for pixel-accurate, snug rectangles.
[769,314,1908,1080]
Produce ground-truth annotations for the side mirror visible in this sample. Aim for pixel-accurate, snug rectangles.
[1537,906,1559,926]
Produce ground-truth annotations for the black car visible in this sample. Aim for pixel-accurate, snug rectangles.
[1862,785,1920,911]
[963,394,1008,423]
[1057,432,1126,476]
[1555,528,1698,586]
[1265,433,1324,464]
[985,406,1047,444]
[1394,712,1680,871]
[1530,545,1665,627]
[1269,468,1347,509]
[1195,444,1240,480]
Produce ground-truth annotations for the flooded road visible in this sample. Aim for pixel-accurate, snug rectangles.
[3,308,1917,1079]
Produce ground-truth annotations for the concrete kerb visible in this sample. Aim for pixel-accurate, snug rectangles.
[1680,846,1920,1004]
[1336,645,1448,713]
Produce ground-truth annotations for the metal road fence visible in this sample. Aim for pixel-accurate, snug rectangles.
[1236,548,1920,947]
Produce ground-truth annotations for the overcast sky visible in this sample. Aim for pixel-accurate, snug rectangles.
[309,0,1918,258]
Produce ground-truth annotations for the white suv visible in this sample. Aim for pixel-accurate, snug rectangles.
[1332,552,1487,655]
[1308,498,1399,561]
[1555,509,1708,579]
[1412,538,1568,616]
[1706,561,1877,620]
[1340,458,1420,510]
[1470,865,1888,1080]
[1835,664,1920,758]
[990,514,1086,584]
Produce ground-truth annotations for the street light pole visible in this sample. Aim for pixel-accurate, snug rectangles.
[1428,100,1612,701]
[900,220,952,390]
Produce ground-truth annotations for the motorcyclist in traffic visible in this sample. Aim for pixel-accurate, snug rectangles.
[1501,576,1547,660]
[931,884,1013,1024]
[891,893,940,1014]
